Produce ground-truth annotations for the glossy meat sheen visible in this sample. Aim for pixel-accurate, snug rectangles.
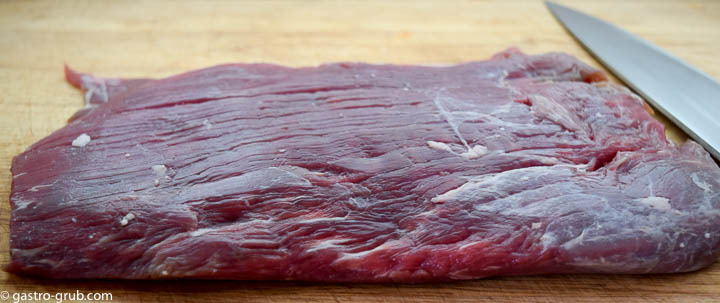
[7,49,720,281]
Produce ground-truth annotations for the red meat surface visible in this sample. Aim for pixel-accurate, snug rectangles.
[7,49,720,281]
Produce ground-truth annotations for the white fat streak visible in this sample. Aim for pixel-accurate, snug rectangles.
[13,172,27,179]
[120,212,135,226]
[28,182,56,192]
[180,167,312,202]
[691,173,712,192]
[190,228,213,237]
[609,153,631,169]
[635,196,672,211]
[427,140,488,160]
[11,246,46,258]
[80,74,108,104]
[152,165,167,177]
[460,145,488,160]
[430,166,531,203]
[529,94,583,132]
[152,165,167,186]
[431,185,465,203]
[35,259,61,266]
[537,157,558,165]
[561,229,587,249]
[432,94,476,157]
[705,233,711,239]
[347,197,371,208]
[305,238,349,253]
[566,256,637,271]
[337,239,406,261]
[415,209,437,217]
[426,141,452,152]
[12,198,32,210]
[531,222,542,229]
[458,241,486,250]
[496,70,521,98]
[185,219,275,237]
[202,119,213,129]
[432,164,588,205]
[71,133,91,147]
[96,234,114,245]
[540,232,557,248]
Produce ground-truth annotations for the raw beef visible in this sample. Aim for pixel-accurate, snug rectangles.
[7,49,720,282]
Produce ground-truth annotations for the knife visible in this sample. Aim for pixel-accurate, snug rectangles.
[546,1,720,160]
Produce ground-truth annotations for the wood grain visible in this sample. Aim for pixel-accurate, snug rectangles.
[1,0,719,302]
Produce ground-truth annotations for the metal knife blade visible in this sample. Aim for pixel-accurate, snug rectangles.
[546,1,720,160]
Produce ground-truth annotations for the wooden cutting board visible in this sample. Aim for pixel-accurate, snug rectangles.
[1,0,719,301]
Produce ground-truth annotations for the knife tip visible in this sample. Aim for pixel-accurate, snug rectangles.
[545,1,573,18]
[545,1,560,10]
